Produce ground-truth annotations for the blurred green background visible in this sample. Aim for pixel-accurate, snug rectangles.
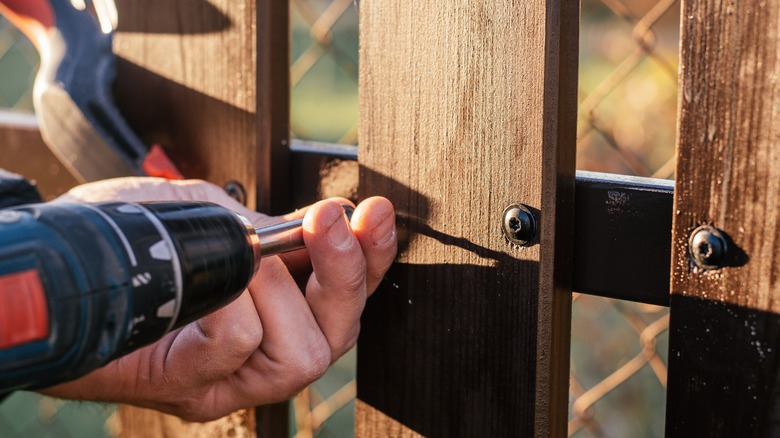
[0,0,679,436]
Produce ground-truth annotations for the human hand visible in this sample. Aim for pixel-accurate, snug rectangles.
[42,177,397,421]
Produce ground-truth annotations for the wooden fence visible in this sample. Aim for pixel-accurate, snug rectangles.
[0,0,778,436]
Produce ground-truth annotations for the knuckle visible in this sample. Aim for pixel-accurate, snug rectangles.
[193,313,261,360]
[287,341,332,386]
[228,326,261,357]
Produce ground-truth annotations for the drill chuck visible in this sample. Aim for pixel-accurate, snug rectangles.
[0,201,259,393]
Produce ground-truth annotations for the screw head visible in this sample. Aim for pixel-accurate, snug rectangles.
[688,225,727,270]
[502,204,536,247]
[224,180,247,206]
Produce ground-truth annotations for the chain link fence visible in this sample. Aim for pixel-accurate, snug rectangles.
[0,392,117,437]
[291,0,358,146]
[0,0,679,436]
[289,4,359,436]
[570,0,677,436]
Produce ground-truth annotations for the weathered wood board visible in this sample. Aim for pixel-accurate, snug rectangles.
[113,0,289,214]
[357,1,579,436]
[112,1,289,436]
[666,1,780,435]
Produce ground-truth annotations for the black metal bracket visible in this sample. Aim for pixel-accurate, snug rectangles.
[573,171,673,306]
[289,141,673,306]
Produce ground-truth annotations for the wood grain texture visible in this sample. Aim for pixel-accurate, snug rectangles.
[357,1,578,436]
[0,113,79,199]
[355,401,422,438]
[111,1,289,436]
[256,0,291,215]
[118,408,255,438]
[113,0,290,214]
[666,1,780,435]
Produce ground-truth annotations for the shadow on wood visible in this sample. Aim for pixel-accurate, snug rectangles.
[667,295,780,435]
[357,166,432,259]
[358,258,540,437]
[357,163,540,437]
[116,0,231,34]
[113,58,254,187]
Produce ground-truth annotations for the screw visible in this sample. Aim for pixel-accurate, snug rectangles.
[502,204,536,247]
[224,180,247,206]
[688,225,727,270]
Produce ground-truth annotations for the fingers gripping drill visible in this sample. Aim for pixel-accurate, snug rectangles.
[0,201,352,394]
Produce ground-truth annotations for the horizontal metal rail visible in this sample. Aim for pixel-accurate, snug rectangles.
[573,171,672,306]
[0,110,674,306]
[290,139,360,160]
[289,140,673,306]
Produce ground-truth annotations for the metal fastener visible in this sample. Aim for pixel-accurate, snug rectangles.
[502,203,536,247]
[224,180,247,206]
[688,225,727,270]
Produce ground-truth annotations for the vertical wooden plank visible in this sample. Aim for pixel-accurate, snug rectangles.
[255,1,291,432]
[111,1,290,436]
[112,0,281,212]
[357,1,578,436]
[256,0,291,215]
[666,1,780,435]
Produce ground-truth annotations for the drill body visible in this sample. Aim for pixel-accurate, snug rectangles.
[0,201,259,393]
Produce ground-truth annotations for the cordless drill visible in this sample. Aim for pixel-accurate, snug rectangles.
[0,201,327,394]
